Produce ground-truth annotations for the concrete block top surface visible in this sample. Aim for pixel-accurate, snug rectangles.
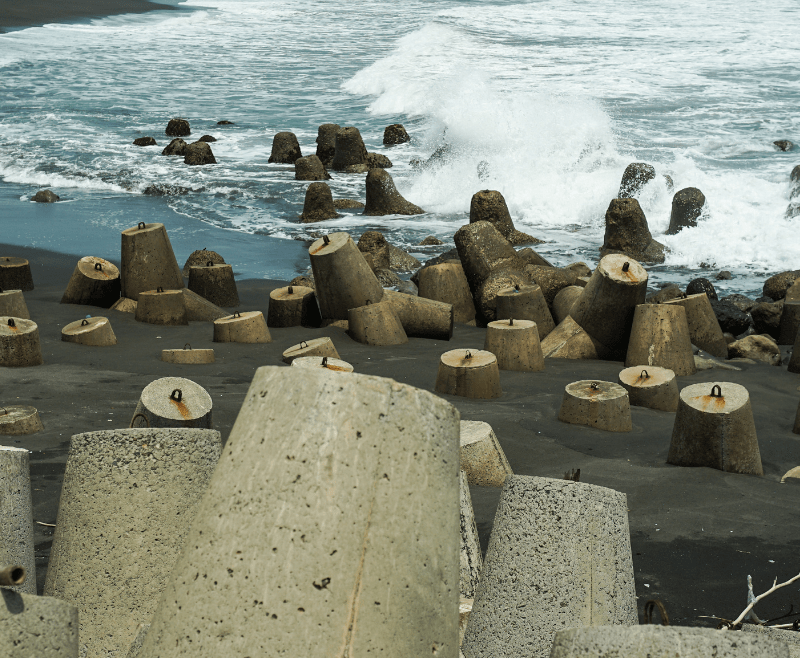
[121,222,164,236]
[0,316,37,336]
[679,381,749,415]
[138,376,212,422]
[598,253,648,285]
[460,420,494,447]
[308,231,350,257]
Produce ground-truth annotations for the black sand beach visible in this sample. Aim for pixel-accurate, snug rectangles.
[3,241,800,628]
[0,0,175,31]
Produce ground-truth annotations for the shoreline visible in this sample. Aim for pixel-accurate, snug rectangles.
[0,0,177,32]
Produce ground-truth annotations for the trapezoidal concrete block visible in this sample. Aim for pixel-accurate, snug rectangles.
[0,590,79,657]
[0,317,43,367]
[0,446,36,594]
[136,366,461,658]
[0,257,33,292]
[282,337,340,364]
[120,223,183,301]
[625,303,696,376]
[0,406,44,435]
[436,349,502,399]
[135,289,188,325]
[459,420,512,487]
[267,285,322,328]
[663,292,728,358]
[417,262,476,324]
[348,299,408,346]
[484,318,544,372]
[60,256,121,308]
[161,345,215,364]
[552,285,583,325]
[459,469,482,599]
[618,366,678,412]
[668,382,763,475]
[291,355,354,372]
[132,377,213,429]
[181,288,228,322]
[558,380,632,432]
[778,301,800,345]
[790,328,800,374]
[383,289,454,340]
[44,428,222,658]
[187,263,240,307]
[540,316,611,360]
[61,316,117,346]
[462,476,637,658]
[111,297,137,313]
[494,284,555,339]
[0,289,30,320]
[213,311,271,343]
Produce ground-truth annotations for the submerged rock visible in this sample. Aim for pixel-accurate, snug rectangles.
[618,162,655,198]
[143,184,190,197]
[133,136,157,146]
[419,236,443,246]
[332,198,364,209]
[300,182,339,223]
[165,118,191,137]
[716,270,732,280]
[751,299,783,338]
[31,189,59,203]
[315,123,341,167]
[721,294,756,313]
[363,168,424,216]
[198,135,217,143]
[389,244,421,272]
[217,120,234,125]
[600,197,665,264]
[162,138,188,156]
[774,140,794,152]
[763,270,800,301]
[383,124,410,145]
[184,141,217,165]
[269,131,302,164]
[686,277,718,301]
[710,299,751,336]
[366,152,393,169]
[295,154,331,181]
[666,187,706,234]
[182,249,225,277]
[646,284,683,304]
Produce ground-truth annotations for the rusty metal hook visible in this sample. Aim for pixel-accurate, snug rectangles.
[7,318,15,328]
[323,235,330,245]
[590,382,599,390]
[322,356,329,367]
[299,341,308,348]
[206,261,214,267]
[137,222,146,230]
[183,343,191,350]
[514,284,520,291]
[622,261,630,272]
[81,319,89,326]
[643,599,670,626]
[129,413,150,428]
[288,286,293,294]
[640,369,649,379]
[233,311,241,318]
[509,318,514,326]
[0,408,8,416]
[710,384,722,398]
[94,262,103,271]
[156,286,164,293]
[170,389,183,403]
[465,350,472,359]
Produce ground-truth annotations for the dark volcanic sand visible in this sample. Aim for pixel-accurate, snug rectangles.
[3,242,800,628]
[0,0,175,31]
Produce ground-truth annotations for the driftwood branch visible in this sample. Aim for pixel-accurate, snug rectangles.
[723,573,800,629]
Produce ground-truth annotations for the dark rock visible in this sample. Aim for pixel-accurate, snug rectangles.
[564,262,591,278]
[469,189,541,246]
[133,137,157,146]
[516,248,553,268]
[363,168,424,216]
[763,270,800,301]
[618,162,655,198]
[728,334,781,365]
[686,277,717,301]
[646,284,683,304]
[716,270,732,280]
[774,140,794,152]
[333,198,364,209]
[751,299,784,338]
[184,141,217,166]
[289,275,314,290]
[710,299,751,336]
[786,203,800,219]
[411,249,461,287]
[198,135,216,143]
[523,265,579,306]
[300,182,339,223]
[217,120,234,125]
[162,138,188,156]
[165,118,191,137]
[295,155,331,181]
[721,294,757,313]
[600,197,666,263]
[315,123,340,167]
[182,249,225,277]
[791,165,800,184]
[722,332,736,345]
[331,127,369,172]
[383,124,410,145]
[31,189,59,203]
[667,187,706,234]
[419,236,443,246]
[357,231,390,270]
[366,152,393,169]
[143,184,190,197]
[396,279,418,296]
[389,244,421,272]
[376,268,402,288]
[663,174,674,192]
[268,132,302,164]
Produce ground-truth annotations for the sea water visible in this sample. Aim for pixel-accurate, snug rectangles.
[0,0,798,296]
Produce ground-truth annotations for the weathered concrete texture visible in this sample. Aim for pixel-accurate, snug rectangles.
[0,446,36,594]
[540,315,612,360]
[357,231,391,270]
[0,316,43,367]
[301,182,340,223]
[0,257,34,291]
[459,420,513,488]
[484,319,544,372]
[135,289,188,326]
[0,289,30,319]
[132,376,213,429]
[469,190,540,245]
[60,256,121,307]
[618,365,679,412]
[181,288,228,322]
[383,123,410,145]
[436,349,502,399]
[282,337,340,364]
[550,625,789,658]
[600,197,666,264]
[459,470,482,599]
[778,301,800,345]
[552,285,583,325]
[44,428,222,658]
[0,406,44,435]
[111,297,137,313]
[295,154,331,181]
[418,262,477,325]
[126,624,150,658]
[789,328,800,374]
[161,347,215,364]
[668,381,763,475]
[182,249,225,278]
[188,264,240,307]
[61,316,117,346]
[137,366,461,658]
[663,292,728,358]
[742,623,800,657]
[120,223,184,301]
[268,131,302,163]
[625,304,696,376]
[494,284,555,339]
[348,299,408,346]
[213,311,272,343]
[523,265,580,307]
[667,187,706,234]
[558,380,632,432]
[618,162,655,198]
[291,355,354,372]
[267,285,322,328]
[462,476,637,658]
[383,289,454,341]
[363,168,424,216]
[331,126,369,172]
[0,590,79,657]
[729,334,781,365]
[315,123,340,166]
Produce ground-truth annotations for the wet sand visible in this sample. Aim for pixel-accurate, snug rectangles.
[0,0,175,31]
[3,242,800,627]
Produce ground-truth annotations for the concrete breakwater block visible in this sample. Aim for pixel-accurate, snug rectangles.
[541,315,611,360]
[135,288,188,325]
[188,263,240,308]
[742,624,800,657]
[60,256,121,307]
[132,376,213,429]
[44,428,222,658]
[0,446,36,594]
[0,317,44,367]
[0,590,79,657]
[61,316,117,346]
[495,284,554,339]
[794,398,800,435]
[181,288,227,322]
[789,328,800,374]
[569,254,648,356]
[126,624,150,658]
[383,289,454,340]
[161,344,215,364]
[348,299,408,346]
[282,337,340,364]
[459,600,473,648]
[484,318,544,372]
[778,300,800,345]
[0,289,30,319]
[462,476,637,658]
[111,297,137,313]
[558,380,632,432]
[417,262,477,324]
[618,366,678,412]
[0,406,44,435]
[625,303,696,376]
[0,257,34,292]
[267,285,322,328]
[436,349,502,399]
[668,382,763,475]
[459,469,482,599]
[550,625,789,658]
[291,355,354,372]
[309,232,384,321]
[135,366,461,658]
[120,222,184,301]
[213,310,271,343]
[663,292,728,358]
[552,285,583,325]
[459,420,512,487]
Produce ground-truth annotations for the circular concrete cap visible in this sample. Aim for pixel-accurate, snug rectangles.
[0,406,44,435]
[440,349,497,369]
[679,381,748,414]
[0,257,29,268]
[269,285,314,301]
[565,379,627,401]
[0,316,37,337]
[61,316,112,338]
[121,222,163,236]
[619,365,675,389]
[599,253,647,285]
[282,337,338,364]
[781,466,800,483]
[161,348,215,364]
[77,256,119,280]
[308,231,349,256]
[215,310,261,326]
[486,319,536,331]
[291,356,353,372]
[139,377,213,422]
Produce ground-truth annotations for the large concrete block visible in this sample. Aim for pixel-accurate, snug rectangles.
[0,590,79,657]
[459,421,513,487]
[44,428,222,658]
[120,222,184,301]
[462,476,637,658]
[0,446,36,593]
[459,469,482,599]
[742,624,800,657]
[138,366,461,658]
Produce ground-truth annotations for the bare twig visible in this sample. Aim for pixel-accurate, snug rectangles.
[724,573,800,629]
[35,521,56,527]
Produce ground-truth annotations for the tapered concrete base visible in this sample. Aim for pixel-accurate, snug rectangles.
[291,356,354,372]
[0,317,43,367]
[132,376,213,429]
[267,285,321,327]
[663,293,728,358]
[0,257,34,291]
[495,284,554,339]
[484,319,544,372]
[0,590,78,657]
[459,470,482,599]
[625,304,696,376]
[161,347,215,364]
[435,349,502,399]
[0,446,36,594]
[0,406,44,436]
[213,311,271,343]
[135,289,188,326]
[60,256,121,308]
[0,290,30,319]
[282,337,340,364]
[459,420,513,487]
[618,366,678,412]
[61,316,117,346]
[558,380,632,432]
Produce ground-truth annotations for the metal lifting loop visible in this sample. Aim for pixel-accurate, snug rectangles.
[206,261,214,267]
[323,235,330,245]
[322,357,329,367]
[0,408,7,416]
[183,343,191,350]
[170,389,183,403]
[81,319,89,326]
[129,413,150,428]
[514,284,520,292]
[299,341,308,348]
[157,286,164,293]
[509,318,514,326]
[233,311,241,318]
[710,384,722,398]
[288,286,293,295]
[590,382,599,390]
[137,222,146,230]
[94,262,103,271]
[7,319,15,328]
[641,369,649,379]
[622,261,630,272]
[465,350,473,359]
